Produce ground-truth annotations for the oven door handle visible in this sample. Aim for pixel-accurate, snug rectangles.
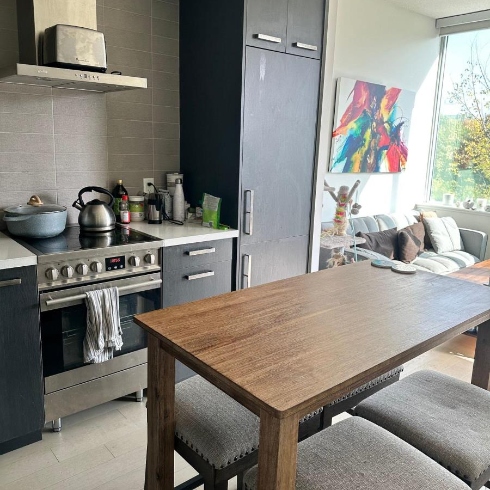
[44,279,162,307]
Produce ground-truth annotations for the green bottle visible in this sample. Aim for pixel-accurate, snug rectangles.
[112,179,128,223]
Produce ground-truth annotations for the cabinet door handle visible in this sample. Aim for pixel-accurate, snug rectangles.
[242,254,252,289]
[244,190,254,235]
[186,248,216,256]
[186,271,215,281]
[293,42,318,51]
[0,278,22,288]
[255,34,282,44]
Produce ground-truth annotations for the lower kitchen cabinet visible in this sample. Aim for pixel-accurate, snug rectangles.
[0,265,44,454]
[161,239,234,382]
[240,235,309,288]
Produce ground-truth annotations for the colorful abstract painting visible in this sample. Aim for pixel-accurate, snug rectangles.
[330,78,415,173]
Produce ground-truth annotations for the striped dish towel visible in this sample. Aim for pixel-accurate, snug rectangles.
[83,287,123,364]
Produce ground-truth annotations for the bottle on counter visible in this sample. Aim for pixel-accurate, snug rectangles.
[172,178,185,222]
[112,179,128,222]
[120,195,130,224]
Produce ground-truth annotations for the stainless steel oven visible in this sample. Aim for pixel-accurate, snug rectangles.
[10,225,164,431]
[39,271,161,429]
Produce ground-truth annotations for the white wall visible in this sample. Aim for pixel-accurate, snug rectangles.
[310,0,441,270]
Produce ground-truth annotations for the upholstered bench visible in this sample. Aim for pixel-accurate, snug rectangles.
[242,417,468,490]
[355,370,490,489]
[173,368,402,490]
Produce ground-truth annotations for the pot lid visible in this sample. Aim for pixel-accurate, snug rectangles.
[5,204,67,215]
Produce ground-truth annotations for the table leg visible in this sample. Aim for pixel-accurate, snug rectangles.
[146,334,175,489]
[257,410,299,490]
[472,319,490,391]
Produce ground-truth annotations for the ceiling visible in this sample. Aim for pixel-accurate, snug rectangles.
[383,0,490,19]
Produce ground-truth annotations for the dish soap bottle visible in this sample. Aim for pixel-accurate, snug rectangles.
[120,195,130,224]
[112,179,128,223]
[172,178,185,222]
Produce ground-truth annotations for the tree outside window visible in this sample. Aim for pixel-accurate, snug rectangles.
[431,31,490,203]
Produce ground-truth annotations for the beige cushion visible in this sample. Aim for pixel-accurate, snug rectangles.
[424,216,462,253]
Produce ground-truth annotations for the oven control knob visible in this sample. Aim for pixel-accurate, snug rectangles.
[45,267,59,281]
[76,263,89,276]
[90,261,103,273]
[61,266,74,279]
[129,255,141,267]
[144,253,156,265]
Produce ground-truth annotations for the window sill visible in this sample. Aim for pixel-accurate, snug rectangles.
[415,202,490,217]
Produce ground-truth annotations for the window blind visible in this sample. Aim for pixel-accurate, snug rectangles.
[437,10,490,36]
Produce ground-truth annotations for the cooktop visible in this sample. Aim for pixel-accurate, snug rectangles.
[9,225,161,256]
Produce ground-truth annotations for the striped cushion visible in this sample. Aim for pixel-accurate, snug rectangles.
[243,418,468,490]
[412,251,478,274]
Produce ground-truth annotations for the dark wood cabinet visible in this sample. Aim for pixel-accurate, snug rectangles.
[245,0,288,52]
[161,240,234,382]
[241,47,320,245]
[181,0,325,289]
[245,0,325,58]
[286,0,326,59]
[0,266,43,455]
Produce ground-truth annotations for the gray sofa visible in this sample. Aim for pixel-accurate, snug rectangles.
[321,212,488,275]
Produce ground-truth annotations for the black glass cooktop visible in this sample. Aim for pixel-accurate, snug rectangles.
[9,225,161,255]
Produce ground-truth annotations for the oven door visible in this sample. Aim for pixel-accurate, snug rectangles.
[39,272,161,377]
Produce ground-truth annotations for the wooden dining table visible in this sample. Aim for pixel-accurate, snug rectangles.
[135,260,490,490]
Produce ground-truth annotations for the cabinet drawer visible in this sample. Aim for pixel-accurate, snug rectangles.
[162,260,233,308]
[162,239,233,271]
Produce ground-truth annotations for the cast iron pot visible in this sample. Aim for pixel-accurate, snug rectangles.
[3,200,67,238]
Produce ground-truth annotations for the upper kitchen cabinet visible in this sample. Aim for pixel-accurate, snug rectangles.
[245,0,288,52]
[246,0,325,59]
[286,0,326,59]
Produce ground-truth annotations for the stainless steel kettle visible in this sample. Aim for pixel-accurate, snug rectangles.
[72,186,116,232]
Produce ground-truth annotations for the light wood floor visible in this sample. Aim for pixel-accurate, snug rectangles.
[0,334,477,490]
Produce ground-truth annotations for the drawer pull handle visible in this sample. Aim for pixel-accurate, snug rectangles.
[244,190,254,235]
[255,34,282,43]
[293,42,318,51]
[186,248,216,256]
[0,278,21,288]
[186,271,215,281]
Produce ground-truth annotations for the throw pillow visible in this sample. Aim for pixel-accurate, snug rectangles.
[423,216,462,253]
[356,228,399,260]
[418,210,438,249]
[398,221,426,263]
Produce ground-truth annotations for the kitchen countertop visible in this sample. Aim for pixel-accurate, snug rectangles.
[0,232,37,270]
[127,220,239,246]
[0,222,238,270]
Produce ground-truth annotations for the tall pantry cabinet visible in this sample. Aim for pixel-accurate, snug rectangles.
[180,0,326,288]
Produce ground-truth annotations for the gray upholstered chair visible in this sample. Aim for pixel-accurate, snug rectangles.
[355,370,490,489]
[171,367,403,490]
[242,417,468,490]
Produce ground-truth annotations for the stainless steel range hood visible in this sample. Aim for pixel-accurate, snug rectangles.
[0,0,147,93]
[0,64,147,92]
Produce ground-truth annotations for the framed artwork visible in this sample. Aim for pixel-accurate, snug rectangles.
[330,78,415,173]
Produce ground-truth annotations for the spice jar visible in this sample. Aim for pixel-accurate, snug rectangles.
[129,196,145,222]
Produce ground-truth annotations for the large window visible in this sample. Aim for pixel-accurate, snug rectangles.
[430,31,490,203]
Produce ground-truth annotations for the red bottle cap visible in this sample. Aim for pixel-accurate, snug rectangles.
[122,195,128,200]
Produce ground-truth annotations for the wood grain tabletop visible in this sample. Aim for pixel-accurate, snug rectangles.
[136,260,490,419]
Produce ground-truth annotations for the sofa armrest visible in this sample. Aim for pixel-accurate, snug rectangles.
[459,228,488,261]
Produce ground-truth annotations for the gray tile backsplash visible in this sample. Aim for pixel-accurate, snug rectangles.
[0,0,180,229]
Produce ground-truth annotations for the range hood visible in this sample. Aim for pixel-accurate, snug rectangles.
[0,64,147,92]
[0,0,147,93]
